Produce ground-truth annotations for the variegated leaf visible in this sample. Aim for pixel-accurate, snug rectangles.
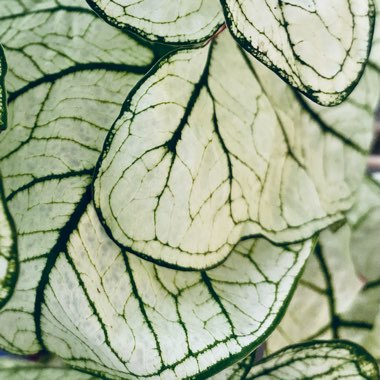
[221,0,376,106]
[0,357,100,379]
[86,0,224,44]
[246,341,379,379]
[40,206,311,379]
[94,30,380,270]
[0,0,154,355]
[268,177,380,362]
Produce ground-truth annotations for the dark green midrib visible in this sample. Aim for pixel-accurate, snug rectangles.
[7,62,150,103]
[314,243,340,338]
[34,184,92,346]
[6,170,94,202]
[292,91,367,155]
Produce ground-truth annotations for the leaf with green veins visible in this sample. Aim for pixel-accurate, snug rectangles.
[39,204,312,379]
[220,0,376,106]
[244,341,379,379]
[0,358,101,380]
[267,177,380,362]
[0,0,155,355]
[94,30,380,271]
[86,0,224,45]
[0,45,6,131]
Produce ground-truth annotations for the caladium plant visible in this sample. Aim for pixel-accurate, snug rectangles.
[0,0,379,379]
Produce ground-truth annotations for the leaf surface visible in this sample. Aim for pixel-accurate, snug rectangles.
[247,341,379,379]
[268,177,380,362]
[94,30,380,270]
[0,358,99,379]
[0,0,154,355]
[86,0,224,44]
[220,0,376,105]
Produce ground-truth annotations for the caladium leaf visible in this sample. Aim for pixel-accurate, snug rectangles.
[0,47,17,311]
[0,0,154,355]
[0,358,100,379]
[40,206,312,379]
[239,341,379,379]
[268,177,380,362]
[86,0,224,44]
[94,30,380,270]
[220,0,376,106]
[0,1,315,379]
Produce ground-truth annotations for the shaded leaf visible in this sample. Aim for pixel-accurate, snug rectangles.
[86,0,224,44]
[220,0,376,105]
[0,357,100,379]
[94,31,380,270]
[268,177,380,362]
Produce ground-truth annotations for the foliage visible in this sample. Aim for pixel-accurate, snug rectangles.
[0,0,379,379]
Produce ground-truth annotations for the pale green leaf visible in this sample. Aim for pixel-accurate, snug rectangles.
[220,0,376,106]
[86,0,224,44]
[0,0,154,355]
[0,2,315,379]
[40,206,311,379]
[94,30,380,270]
[0,358,100,379]
[268,177,380,362]
[246,341,379,379]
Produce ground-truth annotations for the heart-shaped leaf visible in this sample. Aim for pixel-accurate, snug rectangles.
[86,0,224,44]
[220,0,376,106]
[0,357,100,379]
[94,30,380,270]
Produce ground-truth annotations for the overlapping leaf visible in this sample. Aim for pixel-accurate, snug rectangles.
[86,0,224,44]
[0,0,155,355]
[221,0,375,106]
[234,341,379,379]
[0,1,316,379]
[268,177,380,362]
[94,30,380,270]
[0,357,99,379]
[40,207,311,379]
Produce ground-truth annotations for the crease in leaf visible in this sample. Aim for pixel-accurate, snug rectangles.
[268,177,380,362]
[220,0,376,106]
[94,30,380,270]
[0,0,155,355]
[86,0,225,45]
[0,45,6,131]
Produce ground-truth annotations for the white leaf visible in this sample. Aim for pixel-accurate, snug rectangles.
[221,0,376,105]
[86,0,224,44]
[94,31,380,270]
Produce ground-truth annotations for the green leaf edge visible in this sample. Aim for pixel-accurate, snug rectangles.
[85,0,225,46]
[251,340,380,379]
[219,0,377,107]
